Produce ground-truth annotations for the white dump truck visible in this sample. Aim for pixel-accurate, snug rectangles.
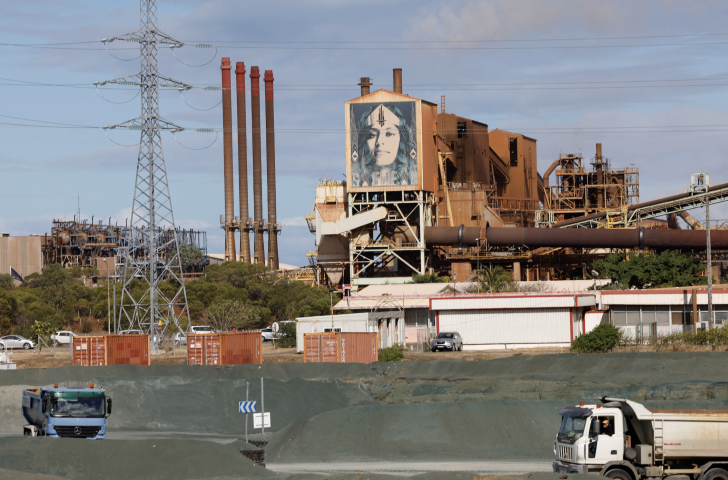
[553,397,728,480]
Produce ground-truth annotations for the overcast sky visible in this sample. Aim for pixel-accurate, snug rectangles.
[1,0,727,265]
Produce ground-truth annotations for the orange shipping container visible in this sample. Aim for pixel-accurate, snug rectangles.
[187,334,221,365]
[220,332,262,365]
[106,334,150,366]
[73,336,106,366]
[340,333,378,364]
[303,333,378,364]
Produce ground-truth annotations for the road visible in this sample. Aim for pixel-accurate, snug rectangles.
[267,461,553,476]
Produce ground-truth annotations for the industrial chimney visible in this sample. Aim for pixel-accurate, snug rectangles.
[595,143,604,209]
[264,70,279,270]
[393,68,402,94]
[250,66,265,264]
[235,62,251,263]
[359,77,371,96]
[220,57,236,262]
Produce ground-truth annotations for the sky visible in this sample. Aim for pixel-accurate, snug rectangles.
[1,0,728,266]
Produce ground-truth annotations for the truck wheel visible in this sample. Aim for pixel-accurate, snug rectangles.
[604,468,632,480]
[706,469,728,480]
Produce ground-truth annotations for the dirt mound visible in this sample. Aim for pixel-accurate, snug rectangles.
[0,437,275,480]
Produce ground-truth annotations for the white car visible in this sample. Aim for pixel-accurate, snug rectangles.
[0,335,36,350]
[260,327,274,342]
[50,331,77,346]
[174,325,213,346]
[119,329,144,335]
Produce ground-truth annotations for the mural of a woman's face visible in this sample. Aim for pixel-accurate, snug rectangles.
[365,105,400,167]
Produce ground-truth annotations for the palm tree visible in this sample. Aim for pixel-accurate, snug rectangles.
[479,266,513,293]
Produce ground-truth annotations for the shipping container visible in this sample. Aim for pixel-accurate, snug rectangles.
[340,332,377,363]
[220,332,262,365]
[303,332,377,364]
[106,334,150,366]
[187,334,221,365]
[73,336,105,366]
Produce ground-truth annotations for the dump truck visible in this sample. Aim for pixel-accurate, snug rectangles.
[553,397,728,480]
[22,382,112,438]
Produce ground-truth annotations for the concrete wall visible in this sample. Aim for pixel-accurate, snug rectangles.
[0,236,43,279]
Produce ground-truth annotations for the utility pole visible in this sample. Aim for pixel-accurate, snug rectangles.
[100,0,191,350]
[706,185,713,329]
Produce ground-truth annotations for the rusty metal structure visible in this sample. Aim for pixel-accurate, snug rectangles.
[250,66,266,264]
[236,62,251,263]
[42,218,208,279]
[221,58,237,261]
[265,70,281,270]
[536,144,639,227]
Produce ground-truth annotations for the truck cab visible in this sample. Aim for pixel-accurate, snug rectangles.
[22,383,112,439]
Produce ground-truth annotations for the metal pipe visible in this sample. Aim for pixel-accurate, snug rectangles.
[359,77,371,96]
[596,143,604,209]
[425,225,728,249]
[235,62,251,263]
[679,210,704,230]
[221,57,236,262]
[264,70,279,270]
[250,66,265,264]
[393,68,402,94]
[542,159,564,210]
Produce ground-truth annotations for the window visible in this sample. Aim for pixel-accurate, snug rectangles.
[626,306,640,326]
[457,121,467,138]
[509,138,518,166]
[611,307,626,325]
[655,306,670,326]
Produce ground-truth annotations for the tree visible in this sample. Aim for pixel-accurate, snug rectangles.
[592,250,706,289]
[30,321,56,352]
[478,266,513,293]
[411,273,449,283]
[179,242,205,271]
[207,298,261,332]
[40,264,70,313]
[0,274,14,289]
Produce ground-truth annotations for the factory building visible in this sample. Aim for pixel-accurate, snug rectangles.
[0,233,43,281]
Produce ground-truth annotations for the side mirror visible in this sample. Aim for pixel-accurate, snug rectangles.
[106,398,112,415]
[591,417,601,435]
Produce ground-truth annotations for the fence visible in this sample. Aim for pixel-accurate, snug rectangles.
[187,332,262,365]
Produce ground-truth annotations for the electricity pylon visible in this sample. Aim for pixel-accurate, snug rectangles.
[100,0,191,349]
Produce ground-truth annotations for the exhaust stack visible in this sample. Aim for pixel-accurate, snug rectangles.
[236,62,251,263]
[221,58,236,261]
[393,68,402,93]
[264,70,279,270]
[250,66,265,264]
[359,77,371,96]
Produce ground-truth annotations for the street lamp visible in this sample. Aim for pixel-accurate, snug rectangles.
[476,238,481,294]
[591,270,599,293]
[329,288,336,331]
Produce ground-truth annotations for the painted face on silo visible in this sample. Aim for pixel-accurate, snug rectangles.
[365,105,400,167]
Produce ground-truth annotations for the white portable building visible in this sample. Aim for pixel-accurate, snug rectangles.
[430,292,597,350]
[295,311,404,353]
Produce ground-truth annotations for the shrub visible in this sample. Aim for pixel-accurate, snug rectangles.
[276,322,297,348]
[570,323,621,353]
[378,344,405,362]
[81,319,94,334]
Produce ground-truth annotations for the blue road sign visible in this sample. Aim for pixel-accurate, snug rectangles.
[239,401,257,413]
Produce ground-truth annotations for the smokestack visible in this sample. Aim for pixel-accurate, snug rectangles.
[596,143,604,209]
[264,70,279,270]
[221,57,236,262]
[393,68,402,94]
[250,66,265,264]
[359,77,371,96]
[236,62,251,263]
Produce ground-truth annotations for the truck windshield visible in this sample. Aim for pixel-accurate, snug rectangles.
[50,392,105,417]
[558,416,588,441]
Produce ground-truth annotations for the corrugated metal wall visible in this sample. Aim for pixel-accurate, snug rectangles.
[431,295,579,311]
[220,332,262,364]
[73,336,106,366]
[106,334,150,366]
[438,308,572,345]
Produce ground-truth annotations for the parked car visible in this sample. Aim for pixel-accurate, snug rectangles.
[430,332,463,352]
[0,335,36,350]
[119,329,144,335]
[174,325,213,346]
[50,331,77,346]
[259,327,274,342]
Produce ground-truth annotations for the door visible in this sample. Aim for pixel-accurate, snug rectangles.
[8,336,19,348]
[587,414,623,464]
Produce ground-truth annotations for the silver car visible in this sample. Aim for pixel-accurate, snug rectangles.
[0,335,36,350]
[431,332,463,352]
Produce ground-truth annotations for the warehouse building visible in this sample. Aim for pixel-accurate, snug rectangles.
[600,288,728,337]
[429,292,597,350]
[295,311,404,353]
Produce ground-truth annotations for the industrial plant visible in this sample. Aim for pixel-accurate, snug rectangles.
[303,69,728,289]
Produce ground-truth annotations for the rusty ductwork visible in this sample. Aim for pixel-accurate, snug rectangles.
[679,210,705,230]
[221,58,236,262]
[393,68,402,94]
[425,225,728,249]
[264,70,279,270]
[250,66,265,264]
[359,77,371,96]
[235,62,251,263]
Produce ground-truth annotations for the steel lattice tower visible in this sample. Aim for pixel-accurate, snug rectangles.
[101,0,191,348]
